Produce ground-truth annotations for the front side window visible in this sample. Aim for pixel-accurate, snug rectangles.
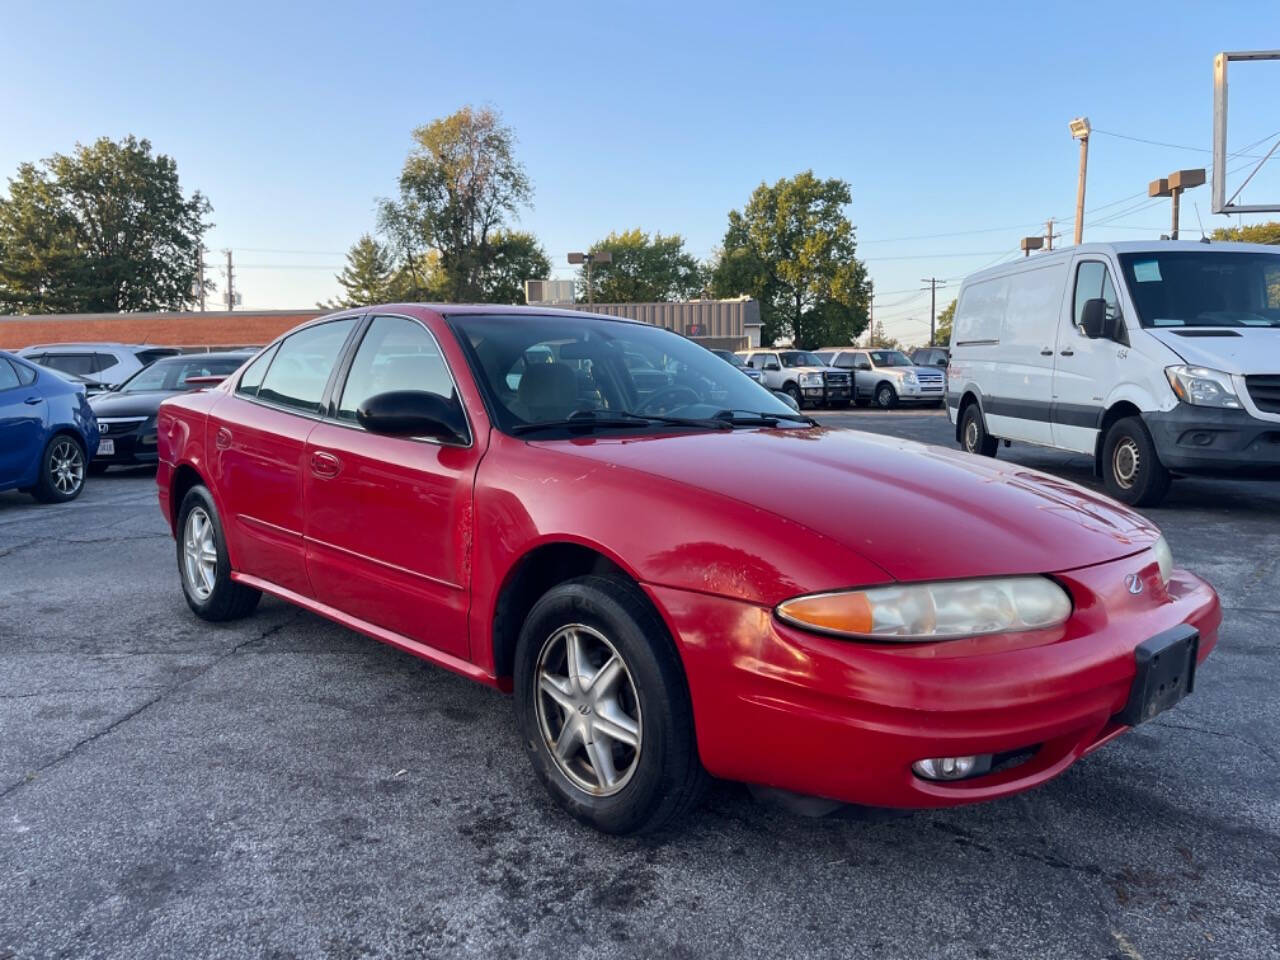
[779,351,824,368]
[1073,261,1121,332]
[753,353,778,368]
[868,350,912,367]
[256,319,357,413]
[1117,250,1280,328]
[338,316,458,422]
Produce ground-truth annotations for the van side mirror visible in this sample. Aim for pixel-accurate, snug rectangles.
[357,390,467,444]
[1080,298,1108,339]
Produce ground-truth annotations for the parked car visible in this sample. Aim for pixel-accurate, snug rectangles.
[88,351,254,473]
[0,350,99,503]
[819,348,946,408]
[18,343,181,389]
[911,346,950,368]
[156,305,1219,834]
[710,348,762,383]
[736,349,851,408]
[947,240,1280,506]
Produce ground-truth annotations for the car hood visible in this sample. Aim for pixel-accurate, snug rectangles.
[548,427,1159,582]
[1146,328,1280,374]
[88,390,175,417]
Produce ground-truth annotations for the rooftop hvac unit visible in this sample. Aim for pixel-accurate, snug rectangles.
[524,279,576,304]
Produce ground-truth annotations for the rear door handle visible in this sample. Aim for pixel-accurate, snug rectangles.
[310,450,342,479]
[1060,348,1075,357]
[24,395,43,405]
[1039,348,1053,356]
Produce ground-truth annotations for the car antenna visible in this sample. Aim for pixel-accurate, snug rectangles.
[1194,202,1210,243]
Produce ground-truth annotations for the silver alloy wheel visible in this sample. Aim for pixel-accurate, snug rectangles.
[877,385,893,407]
[49,439,84,495]
[183,506,218,601]
[1113,436,1140,489]
[964,418,979,452]
[534,623,642,797]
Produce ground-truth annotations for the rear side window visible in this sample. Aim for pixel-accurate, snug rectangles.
[236,344,280,398]
[40,353,95,376]
[91,352,119,373]
[0,359,20,390]
[256,319,357,413]
[337,316,456,422]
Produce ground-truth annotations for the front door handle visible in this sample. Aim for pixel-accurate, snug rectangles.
[24,395,43,405]
[1059,348,1075,357]
[310,450,342,479]
[1039,348,1053,356]
[215,426,232,449]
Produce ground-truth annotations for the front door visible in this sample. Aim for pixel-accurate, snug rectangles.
[303,314,482,659]
[1052,258,1130,453]
[0,359,43,485]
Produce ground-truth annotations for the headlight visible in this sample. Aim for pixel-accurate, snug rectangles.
[799,372,823,386]
[775,577,1072,642]
[1165,365,1241,408]
[902,371,916,383]
[1152,535,1172,586]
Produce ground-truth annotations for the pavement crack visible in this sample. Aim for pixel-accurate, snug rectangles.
[1147,718,1279,764]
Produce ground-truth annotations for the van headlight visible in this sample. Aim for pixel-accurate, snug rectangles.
[775,577,1072,641]
[1152,535,1172,586]
[1165,365,1241,408]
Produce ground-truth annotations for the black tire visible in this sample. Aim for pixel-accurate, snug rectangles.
[176,485,261,621]
[32,435,86,503]
[87,461,110,476]
[1101,416,1171,507]
[514,574,708,835]
[783,382,803,409]
[874,382,898,409]
[960,402,998,457]
[854,394,870,408]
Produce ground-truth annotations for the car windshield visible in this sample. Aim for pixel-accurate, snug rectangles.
[1118,251,1280,328]
[116,356,247,393]
[869,350,913,367]
[779,351,825,368]
[713,350,748,368]
[451,314,801,434]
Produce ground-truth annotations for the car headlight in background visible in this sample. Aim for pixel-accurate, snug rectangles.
[902,370,916,383]
[1153,534,1172,586]
[1165,365,1241,408]
[776,577,1072,641]
[799,372,823,386]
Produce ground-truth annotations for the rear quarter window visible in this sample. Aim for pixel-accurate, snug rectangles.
[953,278,1007,345]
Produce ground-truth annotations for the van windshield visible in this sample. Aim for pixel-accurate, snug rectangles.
[1118,251,1280,329]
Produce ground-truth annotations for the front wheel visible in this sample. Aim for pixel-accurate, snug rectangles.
[874,382,898,409]
[783,382,802,409]
[1101,416,1171,507]
[514,575,707,835]
[32,435,86,503]
[177,485,261,621]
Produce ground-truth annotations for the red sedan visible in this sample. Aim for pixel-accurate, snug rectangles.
[156,305,1219,834]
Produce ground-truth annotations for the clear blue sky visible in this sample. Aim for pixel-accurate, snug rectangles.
[3,1,1278,342]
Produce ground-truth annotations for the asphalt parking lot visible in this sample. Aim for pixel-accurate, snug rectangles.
[2,409,1277,960]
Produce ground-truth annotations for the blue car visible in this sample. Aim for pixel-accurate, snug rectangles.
[0,350,100,503]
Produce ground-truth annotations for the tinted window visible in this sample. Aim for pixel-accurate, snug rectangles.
[237,344,280,398]
[0,359,20,390]
[91,353,118,373]
[135,348,181,365]
[338,316,457,422]
[256,319,357,413]
[118,355,249,393]
[852,353,872,370]
[40,353,96,376]
[1117,250,1280,328]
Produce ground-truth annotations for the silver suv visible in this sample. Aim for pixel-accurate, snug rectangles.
[19,343,180,389]
[736,349,851,408]
[815,348,944,409]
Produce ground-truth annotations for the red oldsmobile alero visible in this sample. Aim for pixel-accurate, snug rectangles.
[156,305,1220,833]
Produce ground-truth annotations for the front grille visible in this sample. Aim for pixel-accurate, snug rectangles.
[1245,375,1280,414]
[916,370,944,383]
[823,371,850,385]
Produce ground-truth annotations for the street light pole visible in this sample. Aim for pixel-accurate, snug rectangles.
[567,250,613,305]
[1069,117,1091,245]
[1148,169,1206,240]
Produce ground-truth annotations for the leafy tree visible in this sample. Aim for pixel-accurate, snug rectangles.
[868,320,903,351]
[377,106,534,303]
[481,229,551,304]
[0,136,211,313]
[710,171,870,349]
[323,234,395,308]
[579,229,705,302]
[934,299,956,347]
[1209,220,1280,244]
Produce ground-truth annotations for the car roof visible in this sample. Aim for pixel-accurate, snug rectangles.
[152,350,255,362]
[21,342,153,350]
[962,239,1280,286]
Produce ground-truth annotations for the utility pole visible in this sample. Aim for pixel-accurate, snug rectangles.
[196,246,206,311]
[920,277,946,346]
[1045,218,1055,251]
[224,249,235,311]
[1070,117,1091,245]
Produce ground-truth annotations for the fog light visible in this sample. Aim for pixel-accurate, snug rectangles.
[912,754,993,781]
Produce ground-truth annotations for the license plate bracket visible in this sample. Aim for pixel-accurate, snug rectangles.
[1118,624,1199,727]
[98,438,115,456]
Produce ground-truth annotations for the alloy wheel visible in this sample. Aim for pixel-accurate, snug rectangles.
[1113,437,1140,489]
[183,506,218,600]
[534,623,642,797]
[49,439,84,496]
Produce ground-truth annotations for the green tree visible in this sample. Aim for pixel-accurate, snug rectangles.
[323,234,395,308]
[1209,220,1280,244]
[934,299,956,346]
[710,171,870,349]
[579,229,705,302]
[0,136,211,313]
[481,229,551,304]
[377,106,534,303]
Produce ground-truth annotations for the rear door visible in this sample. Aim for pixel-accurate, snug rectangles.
[303,313,481,658]
[209,316,361,596]
[1051,257,1128,452]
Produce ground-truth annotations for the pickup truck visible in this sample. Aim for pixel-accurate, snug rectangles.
[736,349,851,409]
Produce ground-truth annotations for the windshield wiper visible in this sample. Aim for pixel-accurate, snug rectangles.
[510,409,730,435]
[712,408,819,427]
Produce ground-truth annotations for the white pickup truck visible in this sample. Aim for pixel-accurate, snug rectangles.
[736,349,851,409]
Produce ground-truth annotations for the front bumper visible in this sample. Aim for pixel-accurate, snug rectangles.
[1146,405,1280,477]
[800,379,851,403]
[93,423,159,465]
[648,552,1220,809]
[898,379,945,402]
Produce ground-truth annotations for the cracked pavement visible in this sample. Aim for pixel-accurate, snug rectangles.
[1,413,1278,960]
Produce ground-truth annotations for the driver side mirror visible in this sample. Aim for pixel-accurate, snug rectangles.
[1080,298,1122,340]
[357,390,467,444]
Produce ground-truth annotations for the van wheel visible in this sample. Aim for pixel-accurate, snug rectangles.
[514,575,708,835]
[874,383,898,409]
[960,403,998,457]
[1102,417,1171,507]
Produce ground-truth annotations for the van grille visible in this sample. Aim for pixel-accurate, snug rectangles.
[1245,375,1280,414]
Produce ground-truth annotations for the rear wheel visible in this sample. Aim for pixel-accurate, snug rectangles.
[177,485,261,621]
[514,575,707,835]
[32,435,86,503]
[960,403,998,457]
[1101,416,1171,507]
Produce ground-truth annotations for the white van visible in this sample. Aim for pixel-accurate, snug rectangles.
[946,241,1280,506]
